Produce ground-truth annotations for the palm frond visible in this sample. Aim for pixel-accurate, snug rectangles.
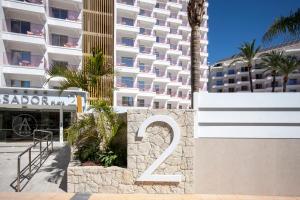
[263,9,300,42]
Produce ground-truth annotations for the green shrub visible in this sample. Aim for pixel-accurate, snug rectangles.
[66,100,126,167]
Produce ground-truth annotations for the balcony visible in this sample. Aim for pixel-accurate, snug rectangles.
[2,0,45,15]
[116,0,139,14]
[116,19,139,34]
[137,84,152,92]
[137,47,156,60]
[2,20,45,46]
[115,63,139,74]
[1,52,45,76]
[167,1,182,10]
[137,9,156,24]
[48,8,81,30]
[116,40,139,54]
[48,36,81,56]
[137,28,156,42]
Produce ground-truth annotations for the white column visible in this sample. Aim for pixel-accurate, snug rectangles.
[59,104,63,144]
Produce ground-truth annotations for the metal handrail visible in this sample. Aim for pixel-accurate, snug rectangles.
[16,129,53,192]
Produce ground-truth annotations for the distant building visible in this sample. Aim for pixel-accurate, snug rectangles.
[209,40,300,93]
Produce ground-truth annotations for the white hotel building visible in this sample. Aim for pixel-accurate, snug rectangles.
[209,40,300,93]
[114,0,209,109]
[0,0,208,140]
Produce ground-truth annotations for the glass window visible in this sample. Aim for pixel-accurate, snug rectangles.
[154,85,159,93]
[121,17,134,26]
[228,69,235,75]
[256,74,263,79]
[167,104,172,109]
[241,86,248,91]
[121,37,134,46]
[179,105,182,109]
[52,8,68,19]
[216,72,223,77]
[228,79,235,84]
[11,20,30,34]
[255,84,263,89]
[121,57,133,67]
[167,88,172,95]
[216,80,223,86]
[21,81,30,88]
[11,51,31,66]
[154,68,160,76]
[52,34,68,46]
[11,80,20,87]
[228,88,235,92]
[138,81,145,90]
[137,99,145,107]
[154,102,159,109]
[288,79,297,85]
[121,77,134,88]
[122,96,134,107]
[241,76,248,81]
[178,91,182,97]
[52,60,68,67]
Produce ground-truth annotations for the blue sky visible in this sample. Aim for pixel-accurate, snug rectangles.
[208,0,300,64]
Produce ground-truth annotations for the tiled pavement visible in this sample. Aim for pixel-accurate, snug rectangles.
[0,193,299,200]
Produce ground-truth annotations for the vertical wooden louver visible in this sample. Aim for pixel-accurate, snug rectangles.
[83,0,114,105]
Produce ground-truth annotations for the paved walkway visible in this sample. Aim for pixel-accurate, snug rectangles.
[0,193,299,200]
[0,142,69,192]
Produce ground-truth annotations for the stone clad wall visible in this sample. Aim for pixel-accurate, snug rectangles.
[68,109,195,193]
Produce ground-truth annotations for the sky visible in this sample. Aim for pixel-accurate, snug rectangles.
[208,0,300,64]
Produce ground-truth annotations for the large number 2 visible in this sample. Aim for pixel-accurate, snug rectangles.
[136,115,181,183]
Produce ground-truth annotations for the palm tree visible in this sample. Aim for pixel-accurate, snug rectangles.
[263,9,300,42]
[277,56,300,92]
[260,51,284,92]
[47,48,112,95]
[229,40,260,92]
[188,0,206,108]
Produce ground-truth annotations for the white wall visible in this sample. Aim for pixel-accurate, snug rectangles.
[194,92,300,138]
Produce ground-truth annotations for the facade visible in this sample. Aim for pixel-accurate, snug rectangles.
[209,40,300,93]
[114,0,209,109]
[0,0,85,141]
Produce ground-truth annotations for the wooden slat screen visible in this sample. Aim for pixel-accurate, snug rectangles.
[83,0,114,105]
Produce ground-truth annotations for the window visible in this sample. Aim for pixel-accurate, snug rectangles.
[122,96,134,107]
[11,51,31,66]
[241,76,248,81]
[179,105,183,109]
[241,86,248,91]
[228,88,235,92]
[138,81,145,91]
[52,34,68,46]
[178,76,182,82]
[217,89,222,93]
[11,80,30,88]
[52,60,68,67]
[137,99,145,107]
[154,68,160,76]
[228,79,235,84]
[289,89,297,92]
[121,57,134,67]
[154,101,159,109]
[167,88,172,95]
[121,17,134,26]
[288,79,297,85]
[121,37,134,46]
[11,20,30,34]
[52,8,68,19]
[178,91,182,97]
[121,77,134,88]
[154,85,160,93]
[241,67,249,72]
[216,72,223,77]
[228,69,235,75]
[167,104,172,109]
[216,80,223,86]
[255,84,263,89]
[256,74,263,79]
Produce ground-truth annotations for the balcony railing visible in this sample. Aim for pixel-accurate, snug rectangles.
[154,70,165,77]
[51,37,79,48]
[116,79,135,88]
[139,65,152,73]
[139,47,152,54]
[117,0,135,5]
[117,100,134,107]
[170,12,177,19]
[49,9,81,21]
[156,37,166,43]
[155,2,166,9]
[156,54,165,60]
[16,0,43,5]
[153,89,165,94]
[140,28,152,35]
[137,84,152,92]
[117,18,135,26]
[170,28,178,34]
[3,20,44,37]
[2,53,44,68]
[139,9,152,17]
[170,44,177,50]
[156,20,166,26]
[169,76,177,81]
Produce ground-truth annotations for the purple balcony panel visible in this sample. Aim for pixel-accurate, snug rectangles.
[3,53,44,68]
